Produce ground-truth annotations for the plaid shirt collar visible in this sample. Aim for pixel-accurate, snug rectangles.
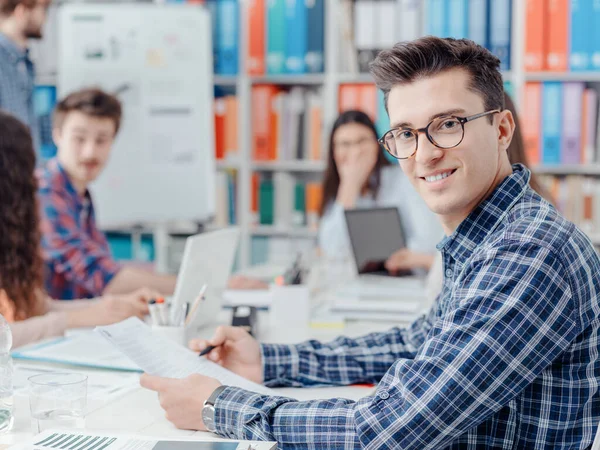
[45,158,92,215]
[437,163,531,266]
[0,31,29,64]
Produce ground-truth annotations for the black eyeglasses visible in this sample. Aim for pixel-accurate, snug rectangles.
[378,110,501,160]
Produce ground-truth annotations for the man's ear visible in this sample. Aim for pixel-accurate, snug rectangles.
[497,109,515,153]
[52,127,62,148]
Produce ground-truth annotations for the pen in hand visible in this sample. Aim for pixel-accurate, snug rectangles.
[198,344,219,357]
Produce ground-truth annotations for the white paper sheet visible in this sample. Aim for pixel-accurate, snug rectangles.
[12,333,141,372]
[96,318,274,395]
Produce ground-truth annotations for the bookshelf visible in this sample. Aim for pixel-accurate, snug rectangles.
[34,0,600,269]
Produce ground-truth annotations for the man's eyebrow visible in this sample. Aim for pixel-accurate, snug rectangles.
[390,108,467,129]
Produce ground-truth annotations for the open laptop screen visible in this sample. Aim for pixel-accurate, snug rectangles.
[344,207,406,275]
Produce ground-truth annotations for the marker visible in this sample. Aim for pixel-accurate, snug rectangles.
[148,299,160,326]
[156,297,169,326]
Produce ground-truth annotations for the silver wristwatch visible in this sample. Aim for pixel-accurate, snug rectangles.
[202,385,227,432]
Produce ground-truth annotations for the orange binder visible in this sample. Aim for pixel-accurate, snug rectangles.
[338,84,360,113]
[247,0,265,75]
[224,95,238,159]
[214,97,226,160]
[358,84,377,122]
[309,101,323,160]
[524,0,546,71]
[546,0,569,72]
[252,85,278,161]
[522,82,542,165]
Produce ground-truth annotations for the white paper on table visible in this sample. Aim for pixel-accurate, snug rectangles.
[96,318,274,395]
[7,429,277,450]
[13,364,139,403]
[12,332,140,372]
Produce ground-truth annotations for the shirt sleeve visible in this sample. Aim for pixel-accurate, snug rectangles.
[317,202,352,260]
[213,242,579,449]
[261,308,437,387]
[39,189,121,297]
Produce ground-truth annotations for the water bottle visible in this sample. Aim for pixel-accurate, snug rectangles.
[0,315,14,433]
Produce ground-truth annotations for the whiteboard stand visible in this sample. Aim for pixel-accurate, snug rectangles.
[153,225,170,274]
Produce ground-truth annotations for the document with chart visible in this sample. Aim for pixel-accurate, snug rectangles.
[8,430,277,450]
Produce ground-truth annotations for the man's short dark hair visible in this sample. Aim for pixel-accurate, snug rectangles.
[370,36,505,121]
[54,88,122,134]
[0,0,35,16]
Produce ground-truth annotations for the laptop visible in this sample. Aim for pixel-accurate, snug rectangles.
[168,227,240,330]
[344,207,408,277]
[338,207,427,302]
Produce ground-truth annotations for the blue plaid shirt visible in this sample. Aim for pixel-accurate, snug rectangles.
[213,164,600,449]
[0,32,40,152]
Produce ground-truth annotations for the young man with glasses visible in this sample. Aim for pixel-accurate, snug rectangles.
[141,37,600,449]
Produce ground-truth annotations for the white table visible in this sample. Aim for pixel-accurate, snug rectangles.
[0,309,394,448]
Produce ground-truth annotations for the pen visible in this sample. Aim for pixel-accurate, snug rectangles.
[198,344,219,357]
[184,283,207,327]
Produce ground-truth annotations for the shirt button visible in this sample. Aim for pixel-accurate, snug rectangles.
[445,269,453,278]
[377,390,390,400]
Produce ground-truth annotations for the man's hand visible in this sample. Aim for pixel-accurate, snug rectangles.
[384,249,435,274]
[189,326,263,384]
[140,374,221,431]
[67,288,155,328]
[227,275,268,290]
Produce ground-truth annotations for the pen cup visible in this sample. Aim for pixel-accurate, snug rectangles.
[151,325,187,346]
[269,284,311,329]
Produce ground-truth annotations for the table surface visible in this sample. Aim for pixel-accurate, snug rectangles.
[0,308,395,448]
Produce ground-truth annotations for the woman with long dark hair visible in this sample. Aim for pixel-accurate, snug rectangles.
[0,110,155,348]
[318,110,442,272]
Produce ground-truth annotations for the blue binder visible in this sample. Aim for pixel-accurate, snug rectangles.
[570,0,591,71]
[488,0,511,70]
[447,0,469,39]
[428,0,448,37]
[305,0,325,73]
[541,82,563,165]
[267,0,286,74]
[285,0,307,73]
[216,0,239,75]
[468,0,488,47]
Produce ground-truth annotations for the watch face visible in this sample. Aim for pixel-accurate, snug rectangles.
[202,404,216,432]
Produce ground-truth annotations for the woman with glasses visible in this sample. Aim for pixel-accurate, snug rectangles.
[318,110,442,273]
[0,110,157,348]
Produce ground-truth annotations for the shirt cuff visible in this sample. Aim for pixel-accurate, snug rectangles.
[260,343,300,386]
[213,386,265,439]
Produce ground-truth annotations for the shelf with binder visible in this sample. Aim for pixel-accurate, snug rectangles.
[250,74,326,86]
[214,75,239,86]
[533,165,600,176]
[216,160,240,170]
[251,160,326,172]
[525,73,600,83]
[250,225,318,239]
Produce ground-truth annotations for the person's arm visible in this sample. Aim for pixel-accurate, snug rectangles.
[103,266,176,296]
[261,307,436,387]
[39,193,122,297]
[10,312,70,349]
[318,202,352,259]
[211,242,579,448]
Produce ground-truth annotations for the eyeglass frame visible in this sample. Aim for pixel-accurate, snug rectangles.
[378,109,502,160]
